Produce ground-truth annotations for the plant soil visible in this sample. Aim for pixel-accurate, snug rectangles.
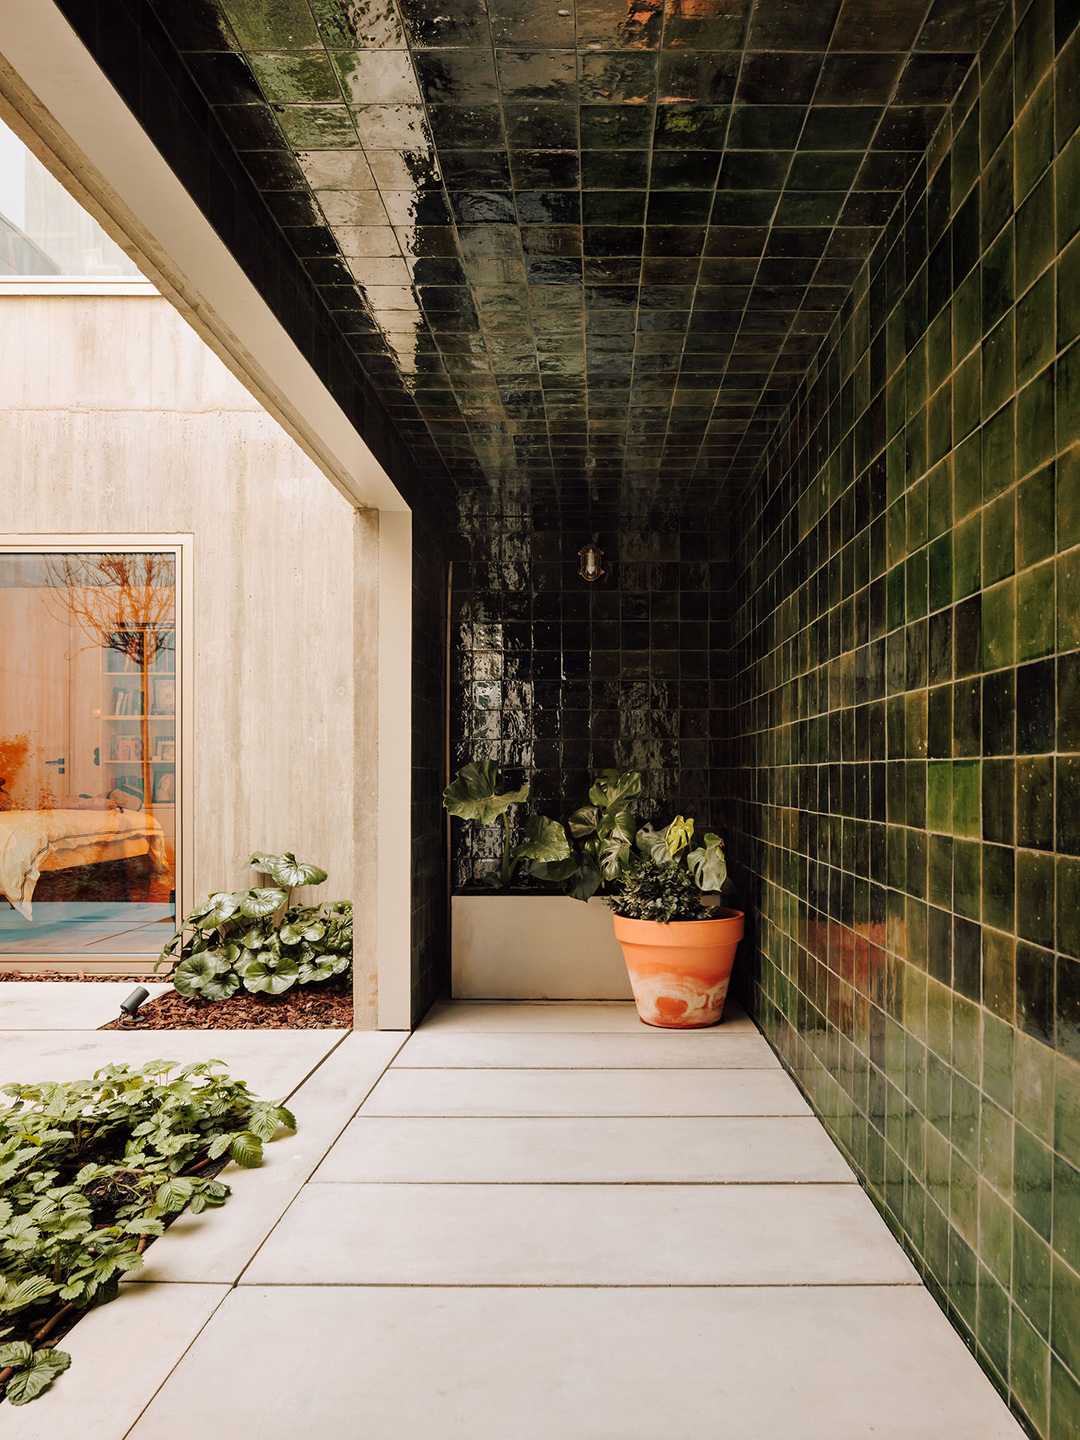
[98,975,352,1030]
[1,971,159,982]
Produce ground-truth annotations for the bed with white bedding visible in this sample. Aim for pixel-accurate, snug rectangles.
[0,809,168,919]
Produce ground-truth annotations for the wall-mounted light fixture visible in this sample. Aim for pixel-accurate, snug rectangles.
[578,541,605,582]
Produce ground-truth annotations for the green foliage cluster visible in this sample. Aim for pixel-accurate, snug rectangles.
[442,762,570,888]
[605,858,707,923]
[157,851,352,999]
[443,764,729,915]
[0,1060,293,1405]
[606,814,728,921]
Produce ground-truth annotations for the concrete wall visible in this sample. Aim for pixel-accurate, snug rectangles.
[0,291,376,1013]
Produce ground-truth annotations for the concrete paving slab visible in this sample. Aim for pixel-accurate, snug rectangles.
[245,1181,917,1286]
[393,1027,778,1068]
[133,1032,404,1283]
[127,1285,1025,1440]
[0,1028,344,1102]
[420,998,755,1032]
[314,1115,855,1184]
[359,1066,810,1117]
[0,980,172,1029]
[0,1282,228,1440]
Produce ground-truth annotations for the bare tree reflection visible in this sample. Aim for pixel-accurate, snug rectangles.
[42,553,175,820]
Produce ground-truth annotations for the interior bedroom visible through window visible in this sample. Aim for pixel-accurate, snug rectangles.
[0,549,179,958]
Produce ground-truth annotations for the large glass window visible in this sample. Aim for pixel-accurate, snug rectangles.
[0,117,142,278]
[0,548,181,957]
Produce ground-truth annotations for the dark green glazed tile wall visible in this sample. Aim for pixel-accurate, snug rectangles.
[727,4,1080,1436]
[449,504,729,889]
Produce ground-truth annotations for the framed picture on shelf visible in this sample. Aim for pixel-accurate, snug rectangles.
[153,737,175,762]
[152,678,176,715]
[152,770,175,804]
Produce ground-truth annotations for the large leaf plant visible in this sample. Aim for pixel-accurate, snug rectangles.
[156,850,352,1000]
[532,768,643,901]
[443,761,571,888]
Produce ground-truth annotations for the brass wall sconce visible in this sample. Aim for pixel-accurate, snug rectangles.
[578,542,605,582]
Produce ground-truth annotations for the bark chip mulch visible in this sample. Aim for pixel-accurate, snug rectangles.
[0,971,159,982]
[98,976,353,1030]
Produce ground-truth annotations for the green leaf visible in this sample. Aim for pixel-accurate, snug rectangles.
[0,1340,32,1368]
[442,761,528,825]
[635,824,673,865]
[5,1349,71,1405]
[664,815,694,859]
[172,953,241,1001]
[241,954,299,995]
[228,1131,263,1168]
[193,892,242,928]
[587,768,641,810]
[565,852,602,902]
[567,804,600,840]
[0,1276,59,1312]
[687,832,727,893]
[511,815,572,864]
[250,851,328,887]
[236,888,287,919]
[529,855,578,883]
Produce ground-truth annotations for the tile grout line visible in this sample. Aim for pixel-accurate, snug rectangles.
[107,1032,407,1437]
[229,1034,411,1289]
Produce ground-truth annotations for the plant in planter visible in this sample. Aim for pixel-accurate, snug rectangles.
[605,819,743,1029]
[156,850,352,999]
[443,761,571,888]
[532,768,642,901]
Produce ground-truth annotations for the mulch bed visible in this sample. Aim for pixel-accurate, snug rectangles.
[0,971,159,982]
[98,974,353,1030]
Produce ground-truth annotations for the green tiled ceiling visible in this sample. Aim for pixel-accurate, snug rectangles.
[150,0,1007,504]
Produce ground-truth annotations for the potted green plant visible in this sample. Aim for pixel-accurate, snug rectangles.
[605,819,744,1028]
[442,763,629,998]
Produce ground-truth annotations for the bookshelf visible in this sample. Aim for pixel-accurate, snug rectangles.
[101,628,176,850]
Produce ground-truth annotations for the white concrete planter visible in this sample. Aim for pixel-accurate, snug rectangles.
[451,894,633,1000]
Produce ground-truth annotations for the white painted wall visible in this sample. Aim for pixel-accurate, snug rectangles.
[0,292,378,1012]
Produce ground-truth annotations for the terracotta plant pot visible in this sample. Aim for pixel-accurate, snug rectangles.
[612,909,746,1028]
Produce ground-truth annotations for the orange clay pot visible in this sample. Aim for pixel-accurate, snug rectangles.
[613,909,746,1028]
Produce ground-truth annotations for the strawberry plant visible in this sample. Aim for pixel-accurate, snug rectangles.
[0,1059,294,1405]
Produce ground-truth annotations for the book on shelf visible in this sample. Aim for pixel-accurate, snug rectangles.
[110,686,144,716]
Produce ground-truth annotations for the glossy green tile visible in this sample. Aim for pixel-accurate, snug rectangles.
[1011,1306,1050,1436]
[1050,1357,1080,1440]
[1016,559,1056,660]
[977,1263,1011,1382]
[1015,72,1055,206]
[1058,128,1080,251]
[1051,1256,1080,1388]
[1058,549,1080,651]
[953,759,982,838]
[1060,234,1080,350]
[981,579,1016,670]
[983,398,1016,499]
[1018,364,1057,479]
[1054,1154,1080,1275]
[1018,463,1057,568]
[1017,271,1056,388]
[1017,168,1056,292]
[1015,1125,1055,1241]
[1014,1213,1053,1335]
[983,489,1017,584]
[982,311,1016,419]
[1059,339,1080,450]
[954,512,982,598]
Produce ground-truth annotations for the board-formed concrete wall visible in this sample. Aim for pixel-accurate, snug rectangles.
[0,291,377,1016]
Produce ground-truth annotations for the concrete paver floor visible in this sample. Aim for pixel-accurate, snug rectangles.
[2,1001,1024,1439]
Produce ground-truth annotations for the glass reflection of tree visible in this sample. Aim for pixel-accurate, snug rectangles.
[43,553,175,823]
